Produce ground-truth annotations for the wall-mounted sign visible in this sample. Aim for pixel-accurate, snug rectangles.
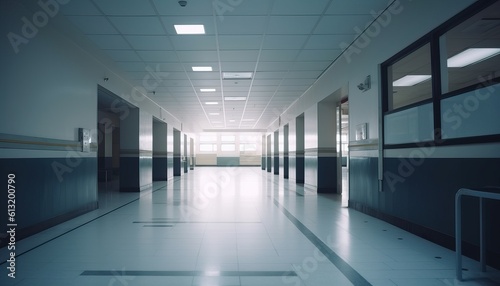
[79,128,91,152]
[355,123,367,141]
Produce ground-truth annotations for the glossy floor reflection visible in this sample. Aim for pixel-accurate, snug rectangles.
[1,167,499,285]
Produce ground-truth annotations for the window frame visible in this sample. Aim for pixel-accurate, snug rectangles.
[381,0,500,149]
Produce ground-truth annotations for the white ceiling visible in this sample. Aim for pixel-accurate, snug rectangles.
[60,0,393,131]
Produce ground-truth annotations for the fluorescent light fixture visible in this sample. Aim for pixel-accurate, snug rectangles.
[205,102,218,105]
[447,48,500,68]
[192,66,212,71]
[211,121,222,124]
[209,112,220,116]
[174,24,205,35]
[229,120,236,123]
[393,75,432,87]
[200,88,216,92]
[222,72,253,79]
[241,119,255,122]
[224,96,247,101]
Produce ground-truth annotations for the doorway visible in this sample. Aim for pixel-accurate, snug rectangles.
[337,99,349,207]
[97,88,122,202]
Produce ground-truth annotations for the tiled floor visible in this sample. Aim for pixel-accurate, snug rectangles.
[1,167,499,285]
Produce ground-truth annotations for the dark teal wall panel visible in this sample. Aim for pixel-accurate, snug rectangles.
[217,157,239,166]
[317,157,338,193]
[153,157,167,181]
[349,156,500,268]
[120,156,139,191]
[0,157,98,247]
[284,156,289,179]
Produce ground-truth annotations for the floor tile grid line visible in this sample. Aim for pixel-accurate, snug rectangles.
[267,175,311,196]
[0,179,179,266]
[273,199,372,286]
[80,270,298,277]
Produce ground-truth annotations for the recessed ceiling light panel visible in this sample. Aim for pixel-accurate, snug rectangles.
[222,72,253,79]
[447,48,500,68]
[393,75,432,87]
[205,102,218,105]
[200,89,216,92]
[224,96,247,101]
[174,24,205,34]
[193,66,212,71]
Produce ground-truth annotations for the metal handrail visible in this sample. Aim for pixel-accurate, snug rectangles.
[455,187,500,280]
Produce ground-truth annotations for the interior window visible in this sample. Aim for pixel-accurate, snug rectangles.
[387,43,433,111]
[440,1,500,94]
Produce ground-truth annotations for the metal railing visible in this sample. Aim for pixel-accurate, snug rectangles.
[455,187,500,280]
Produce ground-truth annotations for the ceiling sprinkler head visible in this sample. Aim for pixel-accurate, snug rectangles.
[178,1,187,7]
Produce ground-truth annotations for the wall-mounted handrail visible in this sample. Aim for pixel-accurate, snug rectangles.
[455,187,500,280]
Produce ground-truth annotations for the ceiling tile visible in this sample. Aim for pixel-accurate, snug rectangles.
[158,72,188,80]
[125,35,173,50]
[249,92,276,97]
[106,50,142,62]
[277,85,309,92]
[67,16,117,34]
[155,63,185,72]
[259,50,300,61]
[286,70,323,79]
[314,15,372,34]
[61,0,101,15]
[257,62,293,71]
[215,0,270,16]
[217,16,267,35]
[137,50,178,62]
[263,35,309,50]
[281,78,316,86]
[305,34,354,49]
[191,80,222,87]
[267,16,320,34]
[177,51,219,62]
[253,79,282,86]
[291,61,331,71]
[326,0,391,15]
[94,0,156,15]
[221,62,256,72]
[254,72,287,79]
[187,72,221,80]
[223,80,252,87]
[170,36,217,50]
[218,35,263,50]
[271,0,330,15]
[87,35,130,49]
[109,16,165,35]
[224,86,251,92]
[296,49,341,61]
[219,50,259,62]
[116,62,147,72]
[153,0,214,16]
[159,80,192,87]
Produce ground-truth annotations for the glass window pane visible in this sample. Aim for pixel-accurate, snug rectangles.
[200,134,217,142]
[388,43,433,111]
[221,144,235,151]
[200,144,217,152]
[240,144,256,151]
[441,83,500,139]
[221,135,235,142]
[384,102,434,144]
[441,1,500,94]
